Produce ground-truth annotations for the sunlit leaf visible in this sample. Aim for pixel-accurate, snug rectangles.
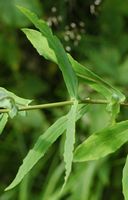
[5,104,89,190]
[74,120,128,162]
[18,6,78,98]
[122,155,128,200]
[22,29,56,63]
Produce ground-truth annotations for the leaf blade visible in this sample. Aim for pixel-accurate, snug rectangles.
[22,29,56,63]
[5,104,88,190]
[74,120,128,162]
[5,116,67,191]
[22,28,125,103]
[63,100,78,189]
[18,6,78,98]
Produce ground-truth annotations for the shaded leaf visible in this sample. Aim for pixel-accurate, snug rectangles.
[74,120,128,162]
[5,104,89,190]
[122,155,128,200]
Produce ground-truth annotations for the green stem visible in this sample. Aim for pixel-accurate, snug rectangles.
[0,99,128,113]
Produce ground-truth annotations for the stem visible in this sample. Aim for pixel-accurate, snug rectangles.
[0,99,128,114]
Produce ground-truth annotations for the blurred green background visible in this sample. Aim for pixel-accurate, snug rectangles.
[0,0,128,199]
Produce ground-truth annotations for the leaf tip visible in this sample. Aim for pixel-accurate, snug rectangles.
[5,184,14,191]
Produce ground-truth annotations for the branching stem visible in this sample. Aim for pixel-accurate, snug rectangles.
[0,99,128,113]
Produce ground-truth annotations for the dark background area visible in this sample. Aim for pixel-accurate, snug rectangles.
[0,0,128,199]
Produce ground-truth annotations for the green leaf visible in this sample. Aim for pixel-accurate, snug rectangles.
[0,87,32,118]
[22,27,125,124]
[74,120,128,162]
[0,113,8,135]
[122,155,128,200]
[68,56,125,124]
[5,104,89,190]
[21,28,125,103]
[18,6,78,98]
[5,116,67,191]
[68,55,125,102]
[63,100,78,189]
[22,29,56,63]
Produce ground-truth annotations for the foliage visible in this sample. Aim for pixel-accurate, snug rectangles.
[0,1,128,200]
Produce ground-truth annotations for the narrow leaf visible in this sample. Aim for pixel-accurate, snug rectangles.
[5,104,88,190]
[18,6,78,98]
[5,116,66,191]
[74,120,128,162]
[22,28,125,103]
[63,100,78,189]
[0,113,8,135]
[122,155,128,200]
[22,27,125,124]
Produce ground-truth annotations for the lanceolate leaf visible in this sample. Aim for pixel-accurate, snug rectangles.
[0,113,8,135]
[22,27,125,124]
[63,100,78,189]
[5,116,67,191]
[5,104,89,191]
[18,6,78,98]
[22,28,125,103]
[122,155,128,200]
[74,120,128,162]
